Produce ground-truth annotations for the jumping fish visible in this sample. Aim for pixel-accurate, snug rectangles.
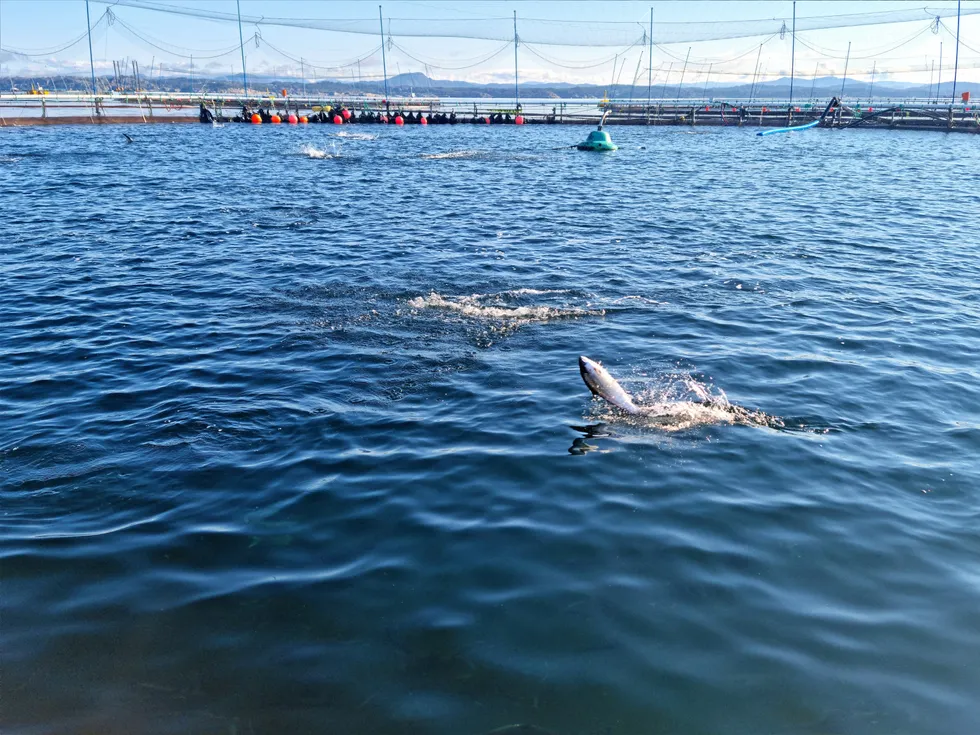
[578,355,782,428]
[579,355,641,414]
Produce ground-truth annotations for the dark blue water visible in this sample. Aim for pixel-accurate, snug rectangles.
[2,122,980,735]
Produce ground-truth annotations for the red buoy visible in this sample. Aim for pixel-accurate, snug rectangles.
[484,116,490,124]
[342,109,351,120]
[288,114,298,124]
[250,113,261,124]
[514,115,524,125]
[299,116,309,124]
[420,116,428,125]
[333,115,343,124]
[394,115,404,126]
[270,114,281,124]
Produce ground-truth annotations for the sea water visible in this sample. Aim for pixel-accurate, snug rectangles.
[2,122,980,734]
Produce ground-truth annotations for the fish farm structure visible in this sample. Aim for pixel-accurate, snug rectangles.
[1,93,978,134]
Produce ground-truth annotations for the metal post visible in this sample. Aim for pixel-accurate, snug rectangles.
[379,5,389,106]
[703,63,712,101]
[868,60,876,101]
[301,58,306,97]
[677,47,690,98]
[840,41,850,97]
[749,44,762,103]
[513,10,519,110]
[85,0,98,101]
[929,61,935,102]
[646,7,653,121]
[236,0,248,96]
[938,42,943,103]
[789,0,796,104]
[809,62,818,101]
[951,0,961,103]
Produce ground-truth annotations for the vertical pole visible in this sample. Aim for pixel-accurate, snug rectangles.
[676,47,690,99]
[703,62,712,101]
[951,0,961,103]
[301,58,306,97]
[789,0,796,104]
[513,10,519,110]
[809,62,817,100]
[929,61,935,102]
[647,7,653,122]
[749,44,762,103]
[379,5,389,107]
[868,60,876,101]
[85,0,98,100]
[840,41,850,97]
[236,0,248,97]
[937,42,942,103]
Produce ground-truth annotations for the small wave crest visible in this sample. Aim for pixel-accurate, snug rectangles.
[407,291,603,325]
[334,131,377,140]
[421,150,483,160]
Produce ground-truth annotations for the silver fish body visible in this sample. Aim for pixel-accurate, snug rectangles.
[578,356,641,415]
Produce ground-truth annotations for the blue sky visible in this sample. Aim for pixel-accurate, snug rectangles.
[1,1,977,86]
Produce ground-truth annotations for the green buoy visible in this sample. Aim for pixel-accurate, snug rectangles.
[576,110,617,151]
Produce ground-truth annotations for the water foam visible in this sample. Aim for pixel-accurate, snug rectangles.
[407,291,603,325]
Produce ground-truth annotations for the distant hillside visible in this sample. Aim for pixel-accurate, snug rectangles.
[3,71,972,101]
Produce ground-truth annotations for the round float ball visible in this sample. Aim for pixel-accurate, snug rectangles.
[250,113,261,124]
[342,109,351,120]
[394,116,404,126]
[271,115,282,124]
[299,116,309,124]
[333,115,343,125]
[514,115,524,125]
[288,114,298,124]
[420,117,428,125]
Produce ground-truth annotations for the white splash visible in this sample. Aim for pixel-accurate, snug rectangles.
[588,372,782,432]
[300,144,337,159]
[334,131,377,140]
[407,291,603,324]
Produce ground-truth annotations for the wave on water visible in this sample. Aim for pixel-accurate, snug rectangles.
[334,131,377,141]
[407,290,604,325]
[420,150,484,160]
